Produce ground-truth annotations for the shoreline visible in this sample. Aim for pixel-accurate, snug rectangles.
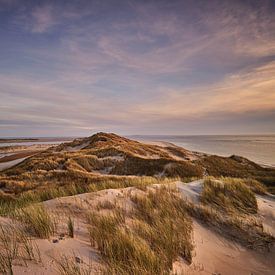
[140,139,275,169]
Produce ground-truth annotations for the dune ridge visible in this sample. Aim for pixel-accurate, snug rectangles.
[0,132,275,199]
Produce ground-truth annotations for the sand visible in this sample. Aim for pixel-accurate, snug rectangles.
[0,157,28,171]
[177,181,275,274]
[1,180,274,274]
[0,143,57,171]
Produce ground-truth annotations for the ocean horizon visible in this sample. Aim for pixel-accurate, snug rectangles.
[132,134,275,167]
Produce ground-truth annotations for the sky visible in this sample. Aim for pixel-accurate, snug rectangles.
[0,0,275,137]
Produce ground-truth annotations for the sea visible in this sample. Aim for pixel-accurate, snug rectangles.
[132,135,275,167]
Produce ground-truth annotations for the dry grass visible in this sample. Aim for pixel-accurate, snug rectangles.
[236,178,267,195]
[0,132,274,201]
[87,186,193,274]
[201,177,258,214]
[0,224,41,274]
[110,155,203,178]
[54,255,92,275]
[0,177,174,216]
[196,155,275,186]
[88,212,162,275]
[131,187,194,265]
[184,200,274,251]
[67,217,74,238]
[180,177,275,251]
[14,204,55,238]
[211,177,267,195]
[96,200,116,210]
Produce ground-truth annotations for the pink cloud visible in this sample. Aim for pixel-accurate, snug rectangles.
[31,5,56,33]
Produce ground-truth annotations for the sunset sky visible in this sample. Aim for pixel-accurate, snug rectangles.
[0,0,275,137]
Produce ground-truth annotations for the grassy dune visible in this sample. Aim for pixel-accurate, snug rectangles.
[87,186,193,274]
[0,132,274,203]
[0,177,274,274]
[201,177,258,214]
[0,176,175,215]
[184,177,274,251]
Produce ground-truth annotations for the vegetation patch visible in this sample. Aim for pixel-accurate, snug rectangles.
[201,177,258,214]
[0,176,174,216]
[181,177,274,251]
[184,200,274,251]
[87,186,194,274]
[0,133,275,199]
[0,224,41,274]
[14,204,56,238]
[54,255,92,275]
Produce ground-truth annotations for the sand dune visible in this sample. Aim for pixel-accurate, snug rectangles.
[6,180,274,274]
[0,133,274,274]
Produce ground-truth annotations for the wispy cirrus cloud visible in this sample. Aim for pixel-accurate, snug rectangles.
[0,0,274,136]
[134,61,275,118]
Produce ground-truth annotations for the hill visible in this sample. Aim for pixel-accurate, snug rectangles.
[0,132,275,200]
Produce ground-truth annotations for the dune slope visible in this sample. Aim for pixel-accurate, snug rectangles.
[0,132,274,198]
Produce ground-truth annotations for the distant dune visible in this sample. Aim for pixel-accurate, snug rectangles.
[0,133,275,274]
[0,132,275,199]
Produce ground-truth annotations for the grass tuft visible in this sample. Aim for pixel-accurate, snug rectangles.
[67,217,74,238]
[181,178,275,251]
[55,255,92,275]
[14,204,55,238]
[201,177,258,214]
[0,224,41,274]
[87,186,193,274]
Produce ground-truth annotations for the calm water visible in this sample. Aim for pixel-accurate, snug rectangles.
[0,141,66,147]
[132,135,275,167]
[0,137,73,147]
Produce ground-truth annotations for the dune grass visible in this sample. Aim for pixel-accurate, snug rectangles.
[96,200,116,210]
[184,200,274,251]
[87,186,193,274]
[14,204,55,238]
[0,176,174,216]
[0,224,41,274]
[54,255,92,275]
[67,217,74,238]
[227,178,267,195]
[201,177,258,214]
[1,132,274,203]
[130,187,194,266]
[179,177,274,251]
